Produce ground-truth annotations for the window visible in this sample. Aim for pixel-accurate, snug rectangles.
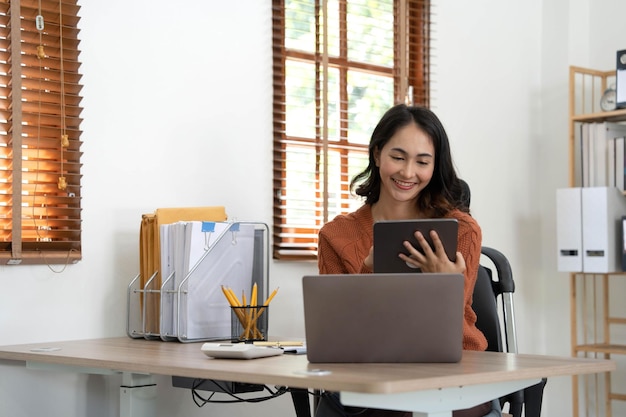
[0,0,83,265]
[272,0,430,260]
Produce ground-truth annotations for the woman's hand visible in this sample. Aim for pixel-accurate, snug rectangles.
[398,230,466,274]
[363,246,374,270]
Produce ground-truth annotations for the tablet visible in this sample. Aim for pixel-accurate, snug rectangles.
[373,218,458,273]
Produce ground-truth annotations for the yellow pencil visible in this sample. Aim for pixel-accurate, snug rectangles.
[221,286,247,327]
[242,283,257,338]
[227,287,242,306]
[249,287,280,338]
[262,287,279,306]
[251,283,258,307]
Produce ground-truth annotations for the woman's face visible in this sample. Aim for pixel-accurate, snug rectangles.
[374,122,435,204]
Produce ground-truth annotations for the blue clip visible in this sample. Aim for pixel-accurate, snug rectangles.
[202,222,216,250]
[202,222,216,233]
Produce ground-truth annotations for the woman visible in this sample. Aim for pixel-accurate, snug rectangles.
[316,104,496,417]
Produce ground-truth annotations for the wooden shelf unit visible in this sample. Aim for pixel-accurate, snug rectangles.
[569,66,626,417]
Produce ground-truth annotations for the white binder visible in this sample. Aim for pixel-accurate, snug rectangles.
[582,187,626,273]
[557,187,626,273]
[556,187,583,272]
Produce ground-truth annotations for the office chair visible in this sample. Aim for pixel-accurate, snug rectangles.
[473,246,547,417]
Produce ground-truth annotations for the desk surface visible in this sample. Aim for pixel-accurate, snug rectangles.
[0,337,615,395]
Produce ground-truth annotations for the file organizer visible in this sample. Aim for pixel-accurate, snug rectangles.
[138,206,228,336]
[127,221,270,342]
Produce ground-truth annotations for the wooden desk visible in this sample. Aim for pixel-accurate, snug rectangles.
[0,337,616,417]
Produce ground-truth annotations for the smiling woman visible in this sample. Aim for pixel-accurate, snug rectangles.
[0,0,83,266]
[315,103,494,417]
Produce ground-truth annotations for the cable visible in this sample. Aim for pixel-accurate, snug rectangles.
[188,382,371,416]
[310,390,372,417]
[189,379,289,408]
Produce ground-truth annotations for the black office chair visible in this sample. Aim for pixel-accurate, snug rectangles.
[473,246,547,417]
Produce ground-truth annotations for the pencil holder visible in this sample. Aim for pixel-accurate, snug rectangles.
[230,306,268,342]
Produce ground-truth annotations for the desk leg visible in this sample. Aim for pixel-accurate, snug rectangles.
[120,372,157,417]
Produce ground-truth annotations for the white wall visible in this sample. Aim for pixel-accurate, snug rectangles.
[0,1,624,416]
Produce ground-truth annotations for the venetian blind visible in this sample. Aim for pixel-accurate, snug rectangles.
[0,0,83,265]
[272,0,430,260]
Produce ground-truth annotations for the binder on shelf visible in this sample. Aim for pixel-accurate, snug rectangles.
[127,221,270,343]
[557,187,583,272]
[622,216,626,271]
[616,137,625,191]
[608,137,616,187]
[617,49,626,109]
[582,122,626,187]
[558,187,626,273]
[580,123,591,187]
[574,123,583,187]
[582,187,626,273]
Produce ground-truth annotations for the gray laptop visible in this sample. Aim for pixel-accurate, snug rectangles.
[302,273,464,363]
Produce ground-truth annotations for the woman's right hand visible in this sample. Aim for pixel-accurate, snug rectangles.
[399,230,466,274]
[363,246,374,270]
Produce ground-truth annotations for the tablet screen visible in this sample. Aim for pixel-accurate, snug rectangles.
[373,219,458,273]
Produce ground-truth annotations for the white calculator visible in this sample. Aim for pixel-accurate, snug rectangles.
[201,343,284,359]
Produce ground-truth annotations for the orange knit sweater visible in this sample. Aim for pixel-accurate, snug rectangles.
[317,204,487,351]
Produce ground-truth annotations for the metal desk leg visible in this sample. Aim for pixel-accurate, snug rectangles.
[120,372,157,417]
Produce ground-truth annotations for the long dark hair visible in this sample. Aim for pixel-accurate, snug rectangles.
[351,104,469,216]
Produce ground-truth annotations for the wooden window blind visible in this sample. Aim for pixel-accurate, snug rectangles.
[272,0,430,260]
[0,0,83,265]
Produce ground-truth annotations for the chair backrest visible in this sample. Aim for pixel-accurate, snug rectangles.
[472,246,546,417]
[472,264,504,353]
[460,181,545,417]
[472,246,517,354]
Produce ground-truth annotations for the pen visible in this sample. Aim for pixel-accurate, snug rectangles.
[253,341,304,347]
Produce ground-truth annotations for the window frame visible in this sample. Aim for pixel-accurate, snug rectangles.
[272,0,430,260]
[0,0,83,265]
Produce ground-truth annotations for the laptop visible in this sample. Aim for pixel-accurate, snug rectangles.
[302,273,464,363]
[373,219,458,273]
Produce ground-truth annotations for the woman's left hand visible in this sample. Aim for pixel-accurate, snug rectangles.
[399,230,466,274]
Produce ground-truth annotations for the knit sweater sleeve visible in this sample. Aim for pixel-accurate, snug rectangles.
[318,228,350,274]
[451,210,488,351]
[318,206,373,275]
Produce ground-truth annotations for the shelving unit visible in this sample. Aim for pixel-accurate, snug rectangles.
[568,66,626,417]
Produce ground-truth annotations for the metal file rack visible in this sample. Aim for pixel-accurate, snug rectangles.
[126,221,270,343]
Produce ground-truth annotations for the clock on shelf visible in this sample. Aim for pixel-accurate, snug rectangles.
[601,85,617,111]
